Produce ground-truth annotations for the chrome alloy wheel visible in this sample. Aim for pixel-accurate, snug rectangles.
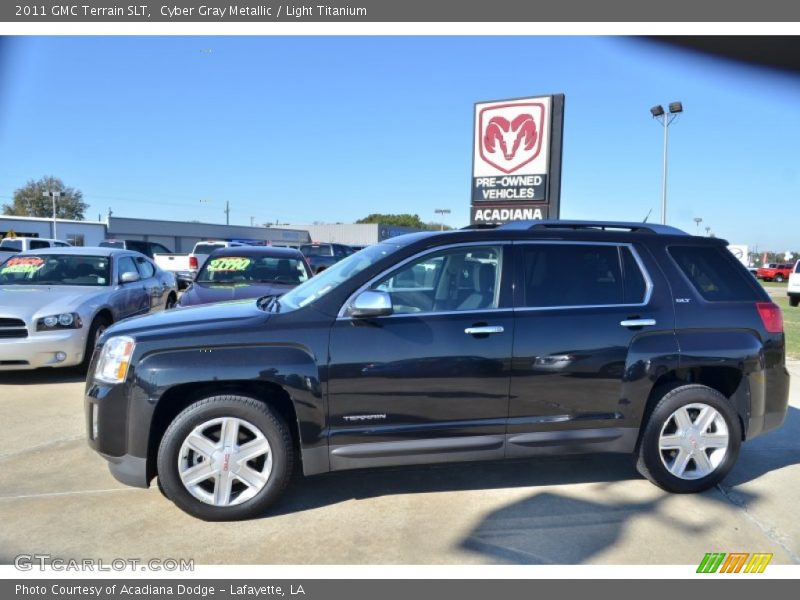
[658,403,730,480]
[178,417,273,507]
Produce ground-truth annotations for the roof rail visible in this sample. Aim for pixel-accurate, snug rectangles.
[498,219,689,235]
[460,223,499,230]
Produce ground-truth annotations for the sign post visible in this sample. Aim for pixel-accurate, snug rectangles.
[471,94,565,225]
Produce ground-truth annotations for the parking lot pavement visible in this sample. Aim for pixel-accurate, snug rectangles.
[1,364,799,566]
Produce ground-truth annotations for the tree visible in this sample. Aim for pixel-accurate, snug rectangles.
[356,213,451,231]
[3,176,88,220]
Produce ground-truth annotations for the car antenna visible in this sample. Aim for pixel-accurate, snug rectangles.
[643,208,653,223]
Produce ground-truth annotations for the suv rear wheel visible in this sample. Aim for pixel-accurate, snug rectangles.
[636,385,741,493]
[156,395,293,521]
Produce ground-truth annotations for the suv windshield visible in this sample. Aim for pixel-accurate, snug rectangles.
[0,254,111,286]
[279,244,397,310]
[197,255,310,285]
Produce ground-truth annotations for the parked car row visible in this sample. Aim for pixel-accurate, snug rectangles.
[0,236,356,371]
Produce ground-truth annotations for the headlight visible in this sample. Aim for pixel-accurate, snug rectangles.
[94,336,136,384]
[36,312,82,331]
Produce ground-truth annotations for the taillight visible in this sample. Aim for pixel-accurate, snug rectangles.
[756,302,784,334]
[189,256,198,269]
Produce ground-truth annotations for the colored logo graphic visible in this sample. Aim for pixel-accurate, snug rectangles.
[697,552,773,573]
[478,102,545,174]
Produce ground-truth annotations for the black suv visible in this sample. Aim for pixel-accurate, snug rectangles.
[86,220,790,520]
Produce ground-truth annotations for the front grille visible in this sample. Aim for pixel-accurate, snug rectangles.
[0,317,27,339]
[0,318,25,327]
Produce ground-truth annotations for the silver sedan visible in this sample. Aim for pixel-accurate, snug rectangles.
[0,247,178,370]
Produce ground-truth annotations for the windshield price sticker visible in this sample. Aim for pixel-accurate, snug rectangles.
[1,256,44,274]
[207,257,251,272]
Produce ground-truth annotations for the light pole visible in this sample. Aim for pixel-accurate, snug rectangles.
[693,217,702,235]
[705,226,711,237]
[434,208,451,231]
[650,101,683,225]
[42,191,61,238]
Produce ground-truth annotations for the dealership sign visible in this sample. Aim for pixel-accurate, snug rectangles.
[471,94,565,224]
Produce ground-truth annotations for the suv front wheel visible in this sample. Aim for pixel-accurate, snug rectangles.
[636,385,741,493]
[157,395,294,521]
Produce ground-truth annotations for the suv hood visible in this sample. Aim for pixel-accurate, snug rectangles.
[103,298,268,340]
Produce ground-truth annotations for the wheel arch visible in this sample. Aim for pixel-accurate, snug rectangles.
[635,365,748,452]
[145,380,301,484]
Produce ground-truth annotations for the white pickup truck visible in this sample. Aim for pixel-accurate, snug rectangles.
[0,237,72,263]
[153,240,247,289]
[788,260,800,307]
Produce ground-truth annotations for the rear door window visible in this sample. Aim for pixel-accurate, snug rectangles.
[520,244,646,308]
[669,245,762,301]
[29,240,50,249]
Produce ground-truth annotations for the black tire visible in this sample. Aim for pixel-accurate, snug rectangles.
[636,384,741,493]
[165,292,177,310]
[80,314,112,372]
[790,296,799,308]
[775,274,785,283]
[156,395,293,521]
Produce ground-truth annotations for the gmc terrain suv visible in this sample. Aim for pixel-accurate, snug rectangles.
[86,220,790,520]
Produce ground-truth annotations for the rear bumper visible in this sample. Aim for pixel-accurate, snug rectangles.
[0,329,87,370]
[746,363,791,440]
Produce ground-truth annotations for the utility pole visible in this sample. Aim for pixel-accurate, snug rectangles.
[250,216,255,227]
[649,102,683,224]
[42,191,61,239]
[434,208,451,231]
[225,200,230,225]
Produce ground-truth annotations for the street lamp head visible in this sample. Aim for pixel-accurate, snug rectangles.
[668,101,683,114]
[650,105,665,118]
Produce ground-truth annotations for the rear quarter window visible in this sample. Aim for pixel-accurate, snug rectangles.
[669,245,762,302]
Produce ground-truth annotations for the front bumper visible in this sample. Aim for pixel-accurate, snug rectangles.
[0,328,87,370]
[101,452,149,488]
[86,376,152,489]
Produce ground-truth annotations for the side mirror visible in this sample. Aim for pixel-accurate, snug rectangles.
[120,271,140,284]
[348,290,393,318]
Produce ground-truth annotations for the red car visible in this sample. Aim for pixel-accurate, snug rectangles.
[756,263,793,282]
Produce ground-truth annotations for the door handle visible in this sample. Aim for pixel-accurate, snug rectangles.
[465,325,504,335]
[620,318,656,328]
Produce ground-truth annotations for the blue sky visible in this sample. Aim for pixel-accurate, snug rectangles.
[0,36,798,250]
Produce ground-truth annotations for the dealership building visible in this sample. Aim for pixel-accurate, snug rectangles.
[0,215,311,251]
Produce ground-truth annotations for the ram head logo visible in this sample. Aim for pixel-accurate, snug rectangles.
[478,102,546,174]
[484,115,537,161]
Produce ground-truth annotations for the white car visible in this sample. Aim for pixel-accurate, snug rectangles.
[788,260,800,307]
[0,247,178,370]
[0,236,71,263]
